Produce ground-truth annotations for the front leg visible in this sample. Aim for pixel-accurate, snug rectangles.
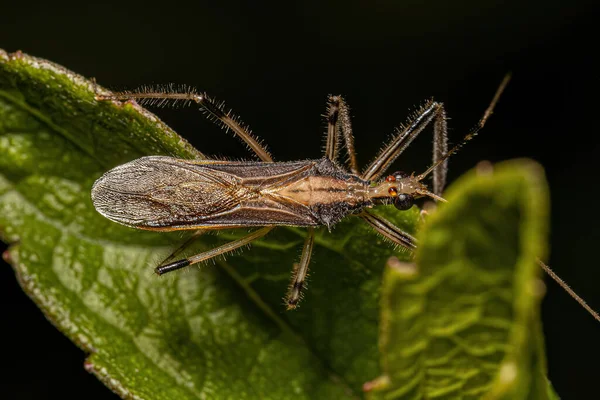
[361,100,448,194]
[360,210,417,251]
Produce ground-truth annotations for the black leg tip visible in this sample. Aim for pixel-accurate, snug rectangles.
[155,259,191,275]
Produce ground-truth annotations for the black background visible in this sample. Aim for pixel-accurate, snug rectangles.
[1,1,599,398]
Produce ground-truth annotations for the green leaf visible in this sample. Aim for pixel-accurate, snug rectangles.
[365,160,555,399]
[0,49,421,399]
[1,50,558,400]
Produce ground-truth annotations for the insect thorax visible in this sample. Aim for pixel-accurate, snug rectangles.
[287,158,371,229]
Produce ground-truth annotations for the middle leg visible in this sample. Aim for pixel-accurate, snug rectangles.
[286,228,315,309]
[324,95,360,174]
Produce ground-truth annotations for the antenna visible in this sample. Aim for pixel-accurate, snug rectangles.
[537,258,600,322]
[415,73,600,323]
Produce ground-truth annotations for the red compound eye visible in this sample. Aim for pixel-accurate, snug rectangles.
[388,187,398,197]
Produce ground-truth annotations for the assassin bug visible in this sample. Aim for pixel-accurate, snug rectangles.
[91,76,598,317]
[90,77,506,309]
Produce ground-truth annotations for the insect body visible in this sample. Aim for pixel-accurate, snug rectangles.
[92,157,432,231]
[92,83,506,309]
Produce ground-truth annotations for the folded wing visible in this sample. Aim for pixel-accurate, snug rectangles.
[92,156,245,229]
[91,156,320,230]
